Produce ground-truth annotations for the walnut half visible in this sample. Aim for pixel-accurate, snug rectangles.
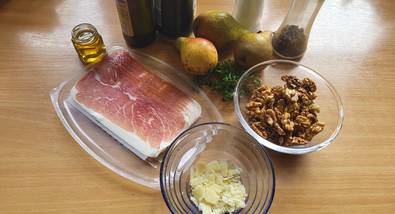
[245,75,324,147]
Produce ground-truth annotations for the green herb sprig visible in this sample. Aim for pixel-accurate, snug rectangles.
[196,60,245,101]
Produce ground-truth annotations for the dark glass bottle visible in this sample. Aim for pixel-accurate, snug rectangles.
[116,0,156,48]
[155,0,196,38]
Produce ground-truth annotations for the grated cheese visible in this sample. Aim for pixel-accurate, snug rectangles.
[189,160,247,214]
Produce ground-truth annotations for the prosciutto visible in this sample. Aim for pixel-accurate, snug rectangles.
[71,49,201,158]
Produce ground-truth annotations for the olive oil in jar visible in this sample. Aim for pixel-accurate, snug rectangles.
[71,23,106,64]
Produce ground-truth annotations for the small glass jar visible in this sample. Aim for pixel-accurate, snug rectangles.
[71,23,106,64]
[272,0,325,59]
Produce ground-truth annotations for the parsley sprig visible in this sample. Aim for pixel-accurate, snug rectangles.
[196,60,245,101]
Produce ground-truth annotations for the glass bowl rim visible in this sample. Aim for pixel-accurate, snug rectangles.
[159,122,276,214]
[233,60,345,155]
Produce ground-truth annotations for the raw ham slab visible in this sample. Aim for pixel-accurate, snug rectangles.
[70,49,201,158]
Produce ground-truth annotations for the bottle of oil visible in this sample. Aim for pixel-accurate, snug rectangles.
[155,0,196,38]
[71,23,106,64]
[116,0,156,48]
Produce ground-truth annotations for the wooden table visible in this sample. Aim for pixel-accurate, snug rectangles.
[1,0,394,213]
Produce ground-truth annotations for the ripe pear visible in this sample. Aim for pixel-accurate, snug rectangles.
[234,31,273,69]
[193,10,249,50]
[176,37,218,75]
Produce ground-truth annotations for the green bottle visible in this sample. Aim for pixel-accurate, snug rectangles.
[155,0,196,38]
[116,0,156,48]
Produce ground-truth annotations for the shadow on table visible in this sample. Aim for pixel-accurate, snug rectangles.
[266,149,308,175]
[0,0,9,8]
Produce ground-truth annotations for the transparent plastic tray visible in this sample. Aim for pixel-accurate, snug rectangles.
[50,48,222,189]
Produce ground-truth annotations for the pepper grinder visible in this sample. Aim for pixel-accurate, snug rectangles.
[272,0,325,59]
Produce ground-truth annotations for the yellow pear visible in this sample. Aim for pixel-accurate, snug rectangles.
[176,37,218,75]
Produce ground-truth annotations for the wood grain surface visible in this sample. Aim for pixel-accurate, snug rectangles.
[1,0,395,213]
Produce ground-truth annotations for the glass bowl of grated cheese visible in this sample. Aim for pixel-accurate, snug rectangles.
[160,122,275,214]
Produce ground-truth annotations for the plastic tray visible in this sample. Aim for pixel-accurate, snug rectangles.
[50,48,222,189]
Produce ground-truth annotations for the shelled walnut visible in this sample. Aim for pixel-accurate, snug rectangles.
[246,75,325,146]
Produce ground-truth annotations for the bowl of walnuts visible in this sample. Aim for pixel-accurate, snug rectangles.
[233,60,344,154]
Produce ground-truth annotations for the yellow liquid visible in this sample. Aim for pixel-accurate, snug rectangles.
[72,29,106,64]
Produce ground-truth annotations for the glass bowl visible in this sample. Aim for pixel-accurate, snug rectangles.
[234,60,344,155]
[160,122,275,214]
